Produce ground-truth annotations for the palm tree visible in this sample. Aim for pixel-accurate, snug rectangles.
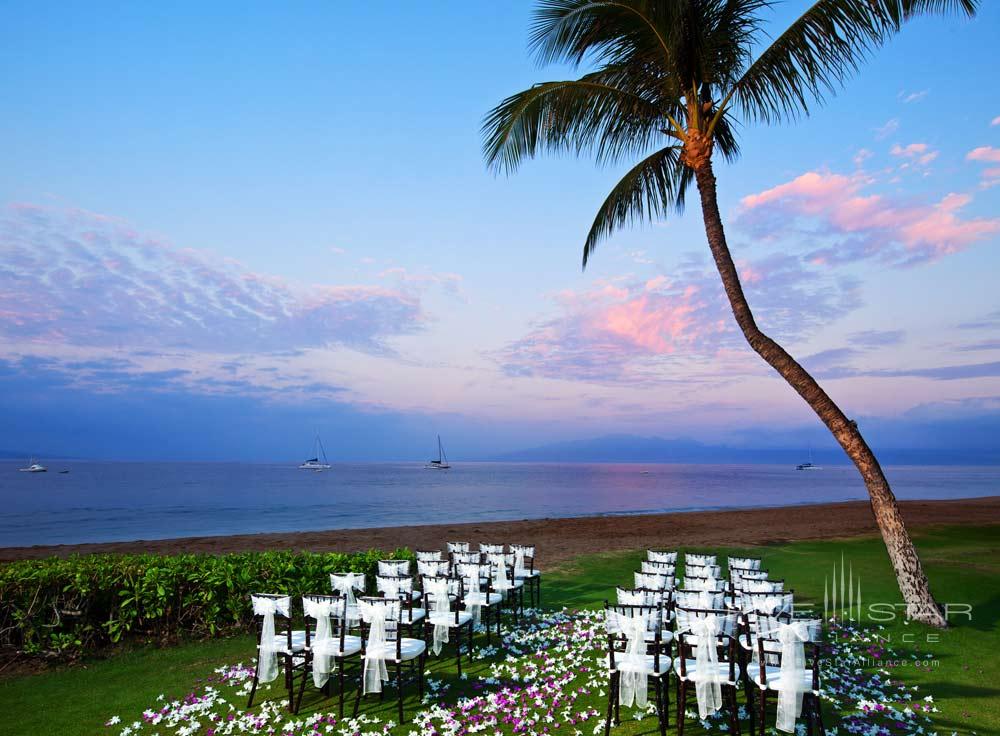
[484,0,978,628]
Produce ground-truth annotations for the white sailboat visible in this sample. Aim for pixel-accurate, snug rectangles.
[299,436,332,471]
[796,447,822,471]
[426,435,451,470]
[19,458,47,473]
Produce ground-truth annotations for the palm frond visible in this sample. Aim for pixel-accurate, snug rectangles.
[482,72,667,174]
[733,0,977,123]
[582,146,686,267]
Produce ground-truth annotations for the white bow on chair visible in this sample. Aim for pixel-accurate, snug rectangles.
[252,597,288,684]
[462,568,483,625]
[358,600,390,694]
[425,578,451,656]
[491,558,511,598]
[514,549,526,578]
[331,574,363,625]
[304,598,339,688]
[689,614,723,719]
[775,620,812,733]
[611,610,650,708]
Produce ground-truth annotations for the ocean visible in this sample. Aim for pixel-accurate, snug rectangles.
[1,460,998,548]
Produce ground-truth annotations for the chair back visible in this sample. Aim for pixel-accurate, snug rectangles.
[640,560,676,575]
[376,574,414,602]
[738,578,784,594]
[604,602,665,672]
[634,571,674,591]
[510,544,536,575]
[675,589,726,610]
[415,550,443,561]
[451,550,481,566]
[728,556,762,571]
[686,563,721,579]
[302,594,348,651]
[378,559,410,577]
[357,596,404,660]
[647,550,677,564]
[685,553,717,567]
[674,606,740,682]
[480,542,504,554]
[456,562,493,595]
[446,541,470,553]
[417,559,449,578]
[250,593,293,649]
[683,574,726,592]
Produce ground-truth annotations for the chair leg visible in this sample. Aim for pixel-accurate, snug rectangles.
[352,668,363,717]
[456,626,463,676]
[728,685,741,736]
[663,673,670,727]
[614,669,621,725]
[284,656,295,713]
[604,672,617,736]
[294,661,308,714]
[743,663,755,735]
[338,660,346,718]
[677,680,686,736]
[418,651,426,701]
[485,607,491,646]
[246,663,260,709]
[814,693,825,733]
[654,676,666,736]
[758,689,767,736]
[396,660,404,724]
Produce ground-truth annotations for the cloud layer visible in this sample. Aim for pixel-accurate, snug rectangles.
[0,204,424,354]
[738,172,1000,267]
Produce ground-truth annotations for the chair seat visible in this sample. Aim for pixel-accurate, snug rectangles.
[465,592,503,606]
[366,637,426,662]
[673,658,741,685]
[309,634,363,658]
[400,607,426,624]
[643,630,674,644]
[429,610,474,627]
[607,654,672,677]
[751,665,820,692]
[516,570,540,579]
[265,629,307,653]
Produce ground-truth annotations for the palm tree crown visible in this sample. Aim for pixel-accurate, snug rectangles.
[483,0,977,266]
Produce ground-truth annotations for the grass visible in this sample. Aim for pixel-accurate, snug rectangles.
[0,524,996,735]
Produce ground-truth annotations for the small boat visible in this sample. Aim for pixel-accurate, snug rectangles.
[796,448,822,471]
[19,459,47,473]
[426,435,451,470]
[299,436,332,471]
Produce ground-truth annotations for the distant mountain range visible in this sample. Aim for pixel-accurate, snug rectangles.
[492,434,999,465]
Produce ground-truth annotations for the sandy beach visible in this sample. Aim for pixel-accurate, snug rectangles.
[2,496,998,564]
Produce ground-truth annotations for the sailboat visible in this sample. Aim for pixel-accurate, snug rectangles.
[426,435,451,470]
[299,436,332,471]
[796,447,822,471]
[19,458,47,473]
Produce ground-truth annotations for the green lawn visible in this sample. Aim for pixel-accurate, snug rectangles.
[1,524,996,735]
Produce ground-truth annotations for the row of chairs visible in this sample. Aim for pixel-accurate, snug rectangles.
[246,544,541,722]
[604,551,824,736]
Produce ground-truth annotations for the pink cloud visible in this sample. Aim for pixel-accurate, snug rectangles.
[738,171,1000,266]
[967,146,1000,163]
[890,142,938,166]
[991,116,1000,127]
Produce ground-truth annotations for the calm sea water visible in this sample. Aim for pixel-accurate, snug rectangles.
[1,461,997,547]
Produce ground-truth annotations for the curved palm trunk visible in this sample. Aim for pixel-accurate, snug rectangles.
[692,161,947,628]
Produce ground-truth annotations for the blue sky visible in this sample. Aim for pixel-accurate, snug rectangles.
[1,2,999,461]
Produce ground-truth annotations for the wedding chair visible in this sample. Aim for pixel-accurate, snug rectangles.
[415,550,443,562]
[352,597,426,724]
[375,574,426,634]
[641,560,677,575]
[510,544,541,607]
[446,541,470,553]
[603,602,671,736]
[728,556,762,571]
[300,594,362,717]
[647,550,678,564]
[733,599,793,733]
[456,561,502,644]
[417,559,450,579]
[616,588,674,640]
[480,542,505,554]
[684,553,717,567]
[685,563,722,579]
[487,551,525,621]
[422,574,474,674]
[634,571,674,591]
[752,618,824,736]
[247,594,308,713]
[683,575,726,592]
[673,607,742,736]
[330,572,366,627]
[378,559,411,578]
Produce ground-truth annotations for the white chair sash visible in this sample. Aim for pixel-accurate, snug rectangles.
[252,596,289,684]
[358,600,391,694]
[304,598,339,688]
[610,610,650,709]
[461,566,483,624]
[489,555,511,597]
[425,578,451,655]
[775,620,812,733]
[689,615,723,719]
[514,549,526,578]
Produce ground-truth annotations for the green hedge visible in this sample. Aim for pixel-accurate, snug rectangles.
[0,548,412,658]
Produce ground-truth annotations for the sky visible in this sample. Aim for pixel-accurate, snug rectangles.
[1,1,999,462]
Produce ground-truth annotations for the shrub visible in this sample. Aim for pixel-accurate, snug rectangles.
[0,548,412,658]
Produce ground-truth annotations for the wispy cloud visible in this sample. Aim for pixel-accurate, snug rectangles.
[0,203,425,355]
[898,90,928,104]
[737,171,1000,267]
[496,255,860,384]
[874,118,900,140]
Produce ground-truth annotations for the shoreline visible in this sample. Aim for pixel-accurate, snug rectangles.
[3,495,999,564]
